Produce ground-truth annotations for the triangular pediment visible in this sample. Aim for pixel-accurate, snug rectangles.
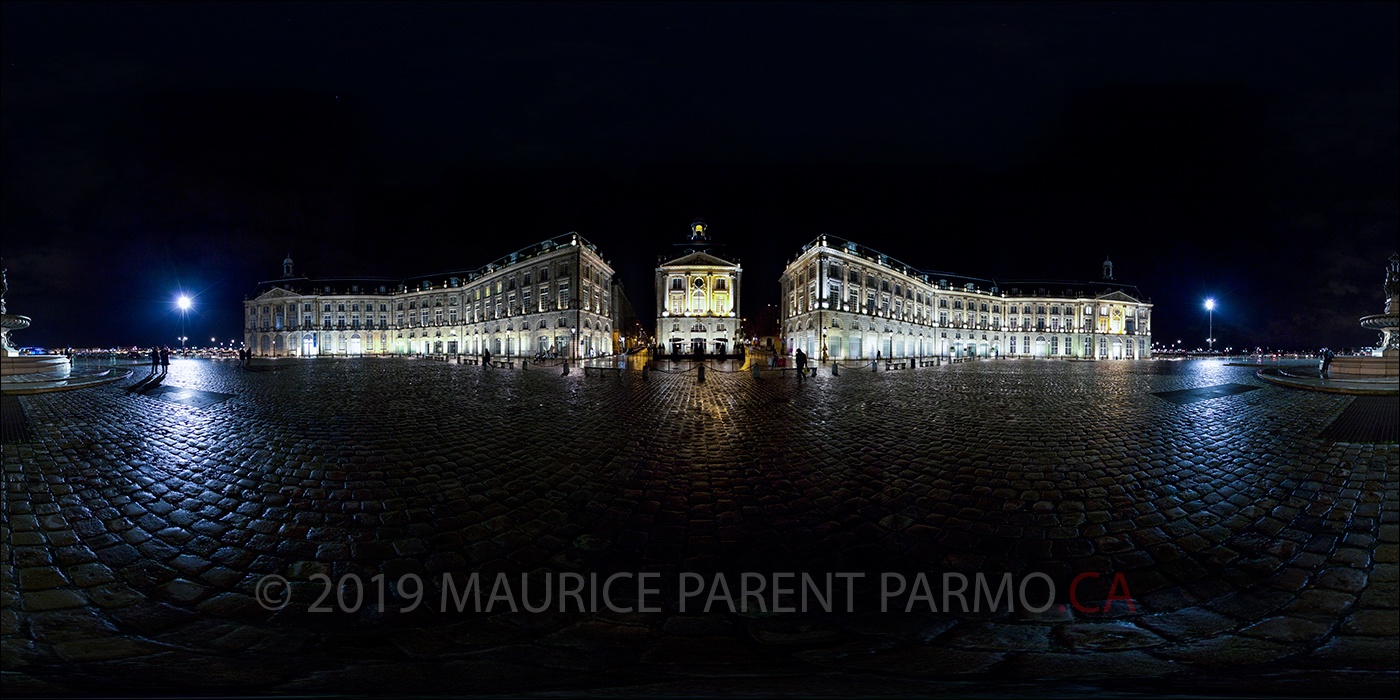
[660,251,737,268]
[1098,290,1142,303]
[256,286,299,300]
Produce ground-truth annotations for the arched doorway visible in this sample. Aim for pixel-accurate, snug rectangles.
[349,334,362,355]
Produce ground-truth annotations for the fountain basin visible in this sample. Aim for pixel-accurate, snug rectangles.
[0,312,71,376]
[1330,355,1400,378]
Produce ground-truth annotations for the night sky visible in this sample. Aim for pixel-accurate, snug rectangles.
[3,2,1396,351]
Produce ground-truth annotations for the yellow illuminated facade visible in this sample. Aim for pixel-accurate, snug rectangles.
[655,219,742,356]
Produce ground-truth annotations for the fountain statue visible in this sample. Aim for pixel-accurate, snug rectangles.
[1329,252,1400,378]
[1361,253,1400,356]
[1,259,72,377]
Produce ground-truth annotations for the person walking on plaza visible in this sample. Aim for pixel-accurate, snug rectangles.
[795,347,807,381]
[149,347,159,374]
[160,347,170,372]
[1320,347,1335,378]
[482,346,492,367]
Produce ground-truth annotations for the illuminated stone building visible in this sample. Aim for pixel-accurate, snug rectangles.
[245,233,618,359]
[654,219,742,356]
[779,235,1152,360]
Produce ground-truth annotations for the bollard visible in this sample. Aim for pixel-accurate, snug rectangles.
[642,364,649,380]
[872,360,877,373]
[522,360,528,370]
[697,363,706,382]
[937,357,942,366]
[751,363,760,379]
[562,361,569,376]
[832,362,839,376]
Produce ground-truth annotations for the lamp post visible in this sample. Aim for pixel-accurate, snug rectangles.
[176,294,191,352]
[1204,299,1216,354]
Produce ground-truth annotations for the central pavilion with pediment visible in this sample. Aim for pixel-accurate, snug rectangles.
[655,219,743,357]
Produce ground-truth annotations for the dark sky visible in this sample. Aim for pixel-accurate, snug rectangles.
[3,1,1396,351]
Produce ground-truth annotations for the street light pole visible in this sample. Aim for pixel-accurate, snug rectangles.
[1205,299,1216,354]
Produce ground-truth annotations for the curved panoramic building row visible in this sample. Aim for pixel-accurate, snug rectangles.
[779,234,1152,360]
[245,233,617,359]
[246,224,1150,360]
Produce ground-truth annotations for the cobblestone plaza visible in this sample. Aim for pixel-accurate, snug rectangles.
[2,358,1396,696]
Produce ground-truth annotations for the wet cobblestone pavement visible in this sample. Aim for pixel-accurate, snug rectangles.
[2,358,1396,696]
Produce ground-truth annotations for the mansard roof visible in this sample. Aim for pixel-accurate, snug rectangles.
[249,276,398,299]
[998,280,1148,302]
[247,233,607,299]
[794,235,1149,303]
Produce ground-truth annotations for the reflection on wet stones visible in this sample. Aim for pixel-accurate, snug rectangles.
[1,358,1395,694]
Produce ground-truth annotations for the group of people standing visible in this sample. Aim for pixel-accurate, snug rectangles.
[147,347,170,373]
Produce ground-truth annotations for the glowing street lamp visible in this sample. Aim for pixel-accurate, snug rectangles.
[1204,299,1216,354]
[175,294,193,352]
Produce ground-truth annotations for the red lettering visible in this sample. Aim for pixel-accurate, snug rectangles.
[1106,572,1137,612]
[1070,572,1100,612]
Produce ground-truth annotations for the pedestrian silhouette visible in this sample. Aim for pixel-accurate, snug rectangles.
[150,347,159,374]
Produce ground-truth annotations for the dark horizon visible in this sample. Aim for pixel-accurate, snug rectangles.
[3,2,1396,351]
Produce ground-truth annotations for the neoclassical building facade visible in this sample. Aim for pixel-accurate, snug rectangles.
[655,219,743,356]
[780,235,1152,360]
[245,233,618,359]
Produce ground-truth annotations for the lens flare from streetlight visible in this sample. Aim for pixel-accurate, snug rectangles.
[1204,298,1215,311]
[177,295,192,310]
